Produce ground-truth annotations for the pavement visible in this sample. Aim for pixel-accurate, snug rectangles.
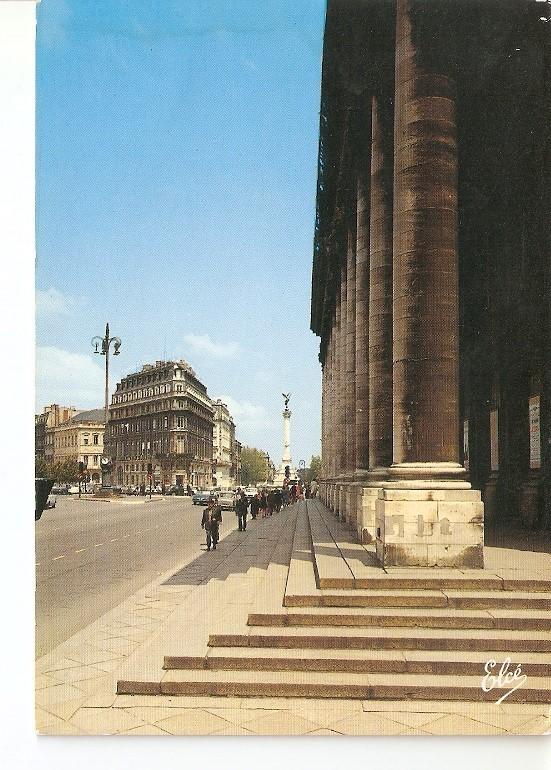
[35,502,551,736]
[36,494,233,656]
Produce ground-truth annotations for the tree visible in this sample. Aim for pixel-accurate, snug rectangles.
[306,455,322,483]
[240,446,268,486]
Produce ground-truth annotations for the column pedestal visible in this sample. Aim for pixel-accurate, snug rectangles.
[375,464,484,568]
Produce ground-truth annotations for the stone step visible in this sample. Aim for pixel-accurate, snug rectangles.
[209,625,551,653]
[150,668,551,703]
[285,587,551,610]
[165,646,551,677]
[248,607,551,632]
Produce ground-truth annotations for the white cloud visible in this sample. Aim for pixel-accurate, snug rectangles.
[217,394,277,449]
[35,346,104,411]
[36,287,76,318]
[184,333,240,359]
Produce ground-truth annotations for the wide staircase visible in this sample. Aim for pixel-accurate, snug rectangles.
[118,499,551,702]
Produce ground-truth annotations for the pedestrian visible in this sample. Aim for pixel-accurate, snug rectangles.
[310,479,319,498]
[274,487,283,513]
[290,483,297,504]
[282,484,290,507]
[250,491,261,519]
[259,489,268,517]
[201,496,222,551]
[236,490,248,531]
[267,489,277,516]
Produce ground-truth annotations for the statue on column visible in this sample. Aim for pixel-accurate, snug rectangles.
[282,392,291,410]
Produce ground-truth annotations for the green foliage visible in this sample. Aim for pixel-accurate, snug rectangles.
[35,458,80,483]
[240,446,268,486]
[306,455,322,482]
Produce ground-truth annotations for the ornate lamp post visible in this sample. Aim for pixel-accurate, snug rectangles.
[91,323,121,488]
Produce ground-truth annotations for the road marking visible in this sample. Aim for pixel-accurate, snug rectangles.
[52,555,65,561]
[122,534,130,538]
[110,538,119,542]
[75,548,86,553]
[94,543,104,547]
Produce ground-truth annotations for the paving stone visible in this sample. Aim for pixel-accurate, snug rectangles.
[388,711,447,729]
[69,707,147,734]
[328,713,409,736]
[209,725,257,735]
[38,719,89,736]
[305,728,344,735]
[156,709,232,735]
[422,714,507,735]
[240,711,323,735]
[49,664,109,685]
[514,715,551,735]
[35,673,61,690]
[118,724,172,735]
[35,682,87,707]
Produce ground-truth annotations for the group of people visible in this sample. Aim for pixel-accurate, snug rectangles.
[201,479,319,550]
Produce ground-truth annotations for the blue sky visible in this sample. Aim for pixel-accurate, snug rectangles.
[36,0,326,466]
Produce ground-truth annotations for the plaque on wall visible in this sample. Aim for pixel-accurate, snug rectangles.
[529,395,541,470]
[490,409,499,472]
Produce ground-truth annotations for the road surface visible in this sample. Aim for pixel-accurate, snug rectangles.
[35,494,236,657]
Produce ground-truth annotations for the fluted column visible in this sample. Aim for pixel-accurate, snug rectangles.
[375,0,483,568]
[346,206,357,473]
[338,259,347,476]
[392,0,461,472]
[355,135,371,473]
[369,93,394,473]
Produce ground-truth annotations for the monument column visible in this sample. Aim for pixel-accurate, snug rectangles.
[376,0,484,567]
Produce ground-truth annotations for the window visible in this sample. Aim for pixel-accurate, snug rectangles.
[83,437,89,446]
[93,434,99,445]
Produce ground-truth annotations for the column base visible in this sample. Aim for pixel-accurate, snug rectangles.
[376,476,484,568]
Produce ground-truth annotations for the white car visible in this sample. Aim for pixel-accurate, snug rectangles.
[67,485,80,494]
[218,489,236,510]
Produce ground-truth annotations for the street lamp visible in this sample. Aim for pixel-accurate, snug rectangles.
[91,323,121,488]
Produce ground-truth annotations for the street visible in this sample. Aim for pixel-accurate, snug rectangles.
[35,494,236,657]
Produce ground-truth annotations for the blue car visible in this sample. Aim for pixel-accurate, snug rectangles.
[192,489,212,506]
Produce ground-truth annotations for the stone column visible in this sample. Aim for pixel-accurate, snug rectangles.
[345,198,357,526]
[355,155,370,475]
[337,258,348,518]
[359,92,395,544]
[331,298,341,512]
[376,0,484,568]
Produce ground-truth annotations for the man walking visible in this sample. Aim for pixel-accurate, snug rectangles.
[235,490,249,531]
[201,496,222,551]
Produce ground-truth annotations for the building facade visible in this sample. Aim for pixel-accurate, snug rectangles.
[212,400,236,487]
[35,404,79,463]
[45,408,105,481]
[311,0,550,566]
[108,360,214,489]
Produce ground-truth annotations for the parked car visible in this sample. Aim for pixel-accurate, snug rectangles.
[67,485,80,494]
[192,489,212,506]
[45,495,56,510]
[244,487,257,501]
[218,489,236,511]
[166,485,185,496]
[51,484,69,495]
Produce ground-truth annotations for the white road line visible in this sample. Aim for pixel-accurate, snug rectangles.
[110,538,118,542]
[75,549,86,553]
[94,543,104,547]
[52,555,65,561]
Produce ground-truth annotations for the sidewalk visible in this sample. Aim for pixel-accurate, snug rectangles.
[35,504,551,736]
